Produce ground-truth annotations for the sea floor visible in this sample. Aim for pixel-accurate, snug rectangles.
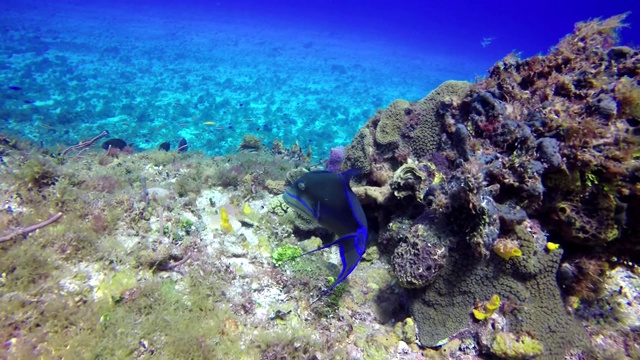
[0,0,488,161]
[0,142,426,359]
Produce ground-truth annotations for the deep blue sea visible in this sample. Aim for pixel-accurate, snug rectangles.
[1,0,638,160]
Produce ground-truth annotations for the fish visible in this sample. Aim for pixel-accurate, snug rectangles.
[481,37,495,48]
[283,169,368,303]
[101,138,128,150]
[203,121,216,125]
[158,141,170,151]
[177,137,188,152]
[8,86,22,91]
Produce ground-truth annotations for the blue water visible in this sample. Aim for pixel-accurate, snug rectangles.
[1,0,638,160]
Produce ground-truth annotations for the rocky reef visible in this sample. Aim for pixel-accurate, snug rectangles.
[341,14,640,359]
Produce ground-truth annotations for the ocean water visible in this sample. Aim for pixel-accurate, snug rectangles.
[1,0,638,160]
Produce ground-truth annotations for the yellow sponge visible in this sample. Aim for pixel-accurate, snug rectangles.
[220,207,233,233]
[493,238,522,260]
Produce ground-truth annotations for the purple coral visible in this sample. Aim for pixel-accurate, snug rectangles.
[325,146,345,172]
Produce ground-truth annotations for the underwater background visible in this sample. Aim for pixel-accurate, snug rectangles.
[1,0,638,159]
[2,1,640,360]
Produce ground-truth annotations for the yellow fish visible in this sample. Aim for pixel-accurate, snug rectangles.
[203,121,216,125]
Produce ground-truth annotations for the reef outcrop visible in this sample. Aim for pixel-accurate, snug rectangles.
[343,14,639,359]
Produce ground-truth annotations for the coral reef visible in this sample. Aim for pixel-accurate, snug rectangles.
[338,13,639,359]
[0,13,638,360]
[342,80,471,178]
[467,14,640,250]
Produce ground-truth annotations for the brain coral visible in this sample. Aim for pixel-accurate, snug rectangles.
[376,99,410,146]
[343,81,471,181]
[407,80,471,159]
[409,224,589,358]
[343,124,376,174]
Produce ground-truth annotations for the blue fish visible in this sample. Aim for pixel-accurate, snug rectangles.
[283,169,368,303]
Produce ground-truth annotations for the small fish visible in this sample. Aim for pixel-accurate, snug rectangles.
[23,99,35,104]
[177,137,188,152]
[102,138,128,150]
[8,86,22,91]
[158,141,170,151]
[481,37,495,48]
[203,121,216,125]
[283,169,368,303]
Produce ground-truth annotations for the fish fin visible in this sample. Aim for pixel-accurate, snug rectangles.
[310,230,367,304]
[292,233,349,260]
[338,169,362,184]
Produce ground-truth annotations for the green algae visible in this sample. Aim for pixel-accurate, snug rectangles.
[95,268,138,304]
[3,264,243,359]
[271,243,303,267]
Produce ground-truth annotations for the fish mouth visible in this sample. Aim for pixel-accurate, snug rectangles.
[283,190,317,220]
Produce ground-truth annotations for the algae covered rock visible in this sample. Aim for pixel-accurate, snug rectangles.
[488,332,543,360]
[600,266,640,330]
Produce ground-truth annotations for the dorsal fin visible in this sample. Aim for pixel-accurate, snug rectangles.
[338,169,361,185]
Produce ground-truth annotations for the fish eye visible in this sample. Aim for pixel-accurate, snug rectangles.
[298,182,306,190]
